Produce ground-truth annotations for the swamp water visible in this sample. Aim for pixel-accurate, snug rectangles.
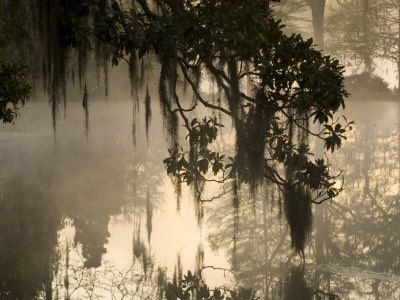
[1,96,400,299]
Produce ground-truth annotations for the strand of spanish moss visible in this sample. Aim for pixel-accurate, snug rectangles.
[195,243,205,275]
[145,85,152,143]
[159,58,183,205]
[248,90,272,197]
[132,214,152,275]
[283,111,312,255]
[132,100,137,147]
[176,253,183,288]
[129,54,139,98]
[146,186,153,243]
[175,180,182,212]
[78,42,89,89]
[8,0,111,133]
[159,59,179,149]
[232,177,239,269]
[94,0,111,97]
[32,0,69,132]
[82,83,89,140]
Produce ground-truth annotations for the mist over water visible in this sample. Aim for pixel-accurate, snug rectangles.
[1,80,400,299]
[0,82,233,298]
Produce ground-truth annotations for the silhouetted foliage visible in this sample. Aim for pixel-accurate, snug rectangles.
[165,270,258,300]
[0,61,31,123]
[0,0,351,254]
[0,20,31,123]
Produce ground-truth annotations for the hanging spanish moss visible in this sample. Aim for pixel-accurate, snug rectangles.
[170,253,184,293]
[82,83,89,139]
[232,178,240,268]
[159,59,179,149]
[128,54,138,97]
[145,85,152,143]
[77,43,88,89]
[172,179,182,212]
[94,0,111,97]
[195,243,205,275]
[176,253,183,288]
[156,267,167,300]
[240,90,272,196]
[132,220,152,275]
[283,266,313,300]
[43,0,70,131]
[64,239,70,298]
[283,185,312,255]
[1,0,349,256]
[146,186,153,243]
[132,101,138,147]
[0,0,126,133]
[283,115,313,255]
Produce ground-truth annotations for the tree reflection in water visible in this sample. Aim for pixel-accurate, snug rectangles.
[2,101,400,299]
[0,174,59,299]
[203,102,400,299]
[0,128,165,298]
[315,103,400,299]
[50,229,166,299]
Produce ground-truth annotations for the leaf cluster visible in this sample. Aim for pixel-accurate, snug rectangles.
[0,61,31,123]
[164,117,226,185]
[165,270,258,300]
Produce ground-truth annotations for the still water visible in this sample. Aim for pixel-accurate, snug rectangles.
[0,97,400,299]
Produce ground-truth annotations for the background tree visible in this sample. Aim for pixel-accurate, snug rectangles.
[375,0,400,94]
[325,0,380,73]
[307,0,326,47]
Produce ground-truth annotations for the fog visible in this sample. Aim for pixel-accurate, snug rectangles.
[2,77,400,299]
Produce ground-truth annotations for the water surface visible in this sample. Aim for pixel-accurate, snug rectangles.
[1,98,400,299]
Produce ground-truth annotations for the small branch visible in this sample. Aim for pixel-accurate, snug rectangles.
[137,0,158,20]
[200,185,233,203]
[200,265,237,279]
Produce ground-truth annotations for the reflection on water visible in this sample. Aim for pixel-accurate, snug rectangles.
[1,100,400,299]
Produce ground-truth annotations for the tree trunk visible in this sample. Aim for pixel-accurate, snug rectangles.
[310,0,326,48]
[396,103,400,217]
[397,0,400,94]
[362,0,373,73]
[397,62,400,95]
